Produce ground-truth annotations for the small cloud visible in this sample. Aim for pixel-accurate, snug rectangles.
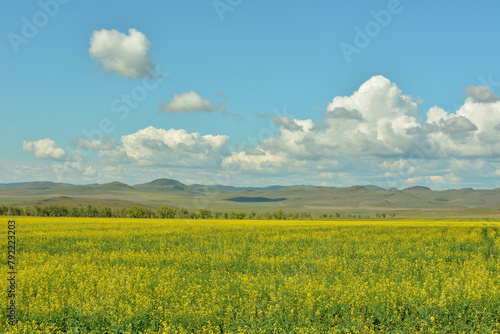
[404,177,422,184]
[89,28,155,78]
[160,91,213,114]
[216,102,245,121]
[216,91,227,99]
[22,138,67,160]
[216,102,227,112]
[429,175,445,184]
[272,115,303,131]
[255,112,271,119]
[84,166,97,176]
[464,85,500,103]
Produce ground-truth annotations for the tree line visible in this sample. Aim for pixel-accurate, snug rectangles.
[0,204,310,220]
[0,204,397,220]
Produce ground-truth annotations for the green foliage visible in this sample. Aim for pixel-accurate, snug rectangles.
[0,203,400,221]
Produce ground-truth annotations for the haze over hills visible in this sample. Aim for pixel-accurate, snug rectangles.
[0,178,499,217]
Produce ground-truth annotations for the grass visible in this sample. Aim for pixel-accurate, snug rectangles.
[2,217,500,333]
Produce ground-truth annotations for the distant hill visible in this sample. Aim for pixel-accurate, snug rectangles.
[0,178,499,217]
[92,181,136,191]
[0,182,28,189]
[135,178,189,190]
[0,181,70,190]
[402,186,432,192]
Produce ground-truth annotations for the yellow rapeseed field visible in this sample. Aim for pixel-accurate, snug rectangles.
[2,217,500,333]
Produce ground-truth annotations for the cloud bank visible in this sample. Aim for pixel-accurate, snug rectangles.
[21,76,500,188]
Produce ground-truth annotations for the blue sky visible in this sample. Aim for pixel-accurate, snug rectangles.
[1,0,500,189]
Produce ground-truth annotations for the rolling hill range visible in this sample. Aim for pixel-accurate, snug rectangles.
[1,179,499,217]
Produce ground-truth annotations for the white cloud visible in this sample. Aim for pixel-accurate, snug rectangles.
[22,138,67,160]
[160,91,213,114]
[18,76,500,189]
[448,159,486,171]
[423,96,500,156]
[428,175,445,184]
[83,166,97,176]
[404,176,422,185]
[89,28,155,78]
[218,76,500,190]
[326,75,419,123]
[226,76,500,177]
[222,149,286,172]
[48,162,97,181]
[224,76,423,172]
[120,126,229,167]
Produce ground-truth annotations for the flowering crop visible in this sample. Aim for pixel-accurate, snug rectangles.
[2,217,500,333]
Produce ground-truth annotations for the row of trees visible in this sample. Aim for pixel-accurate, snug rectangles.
[0,204,312,220]
[0,204,397,220]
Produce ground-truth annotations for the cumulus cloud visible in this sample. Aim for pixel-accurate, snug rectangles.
[22,138,67,160]
[89,28,155,78]
[424,89,500,153]
[160,91,213,114]
[231,76,422,168]
[119,126,229,167]
[223,75,500,189]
